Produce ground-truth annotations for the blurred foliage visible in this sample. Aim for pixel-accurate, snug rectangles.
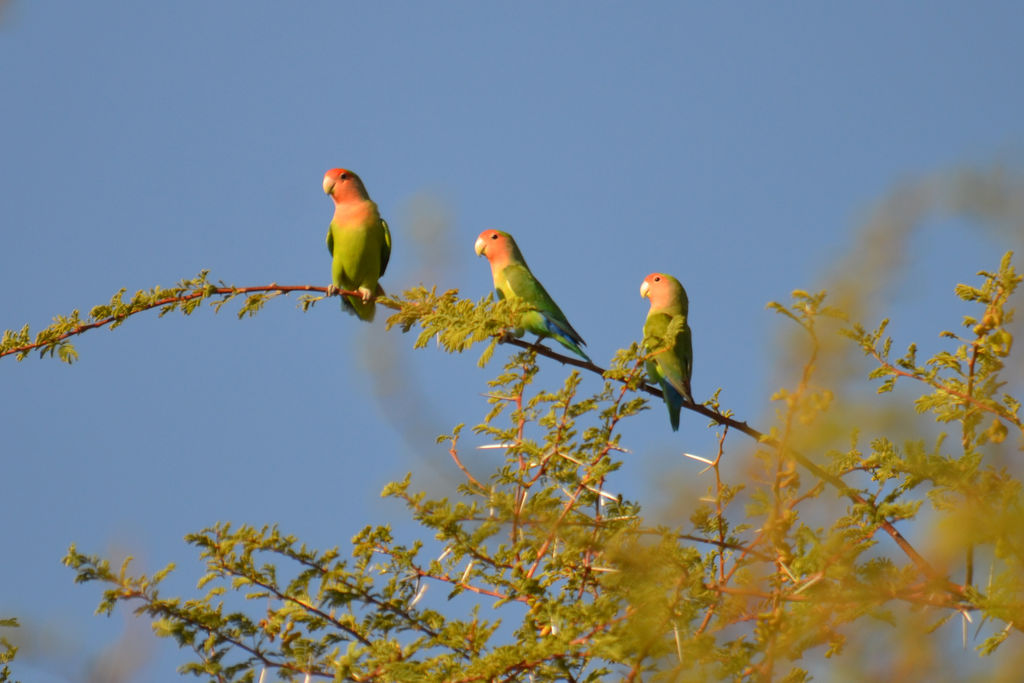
[0,618,19,683]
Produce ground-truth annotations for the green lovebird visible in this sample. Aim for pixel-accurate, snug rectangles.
[474,229,591,362]
[323,168,392,322]
[640,272,694,431]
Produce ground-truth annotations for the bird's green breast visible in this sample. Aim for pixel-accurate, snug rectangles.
[643,312,671,345]
[329,201,385,289]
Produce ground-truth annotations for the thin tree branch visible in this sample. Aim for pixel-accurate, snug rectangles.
[0,284,386,360]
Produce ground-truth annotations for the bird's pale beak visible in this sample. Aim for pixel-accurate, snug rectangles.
[639,281,650,299]
[323,178,335,195]
[474,237,486,257]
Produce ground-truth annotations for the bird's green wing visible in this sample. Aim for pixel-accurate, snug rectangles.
[326,225,335,256]
[502,262,585,344]
[674,317,693,392]
[502,262,554,306]
[644,311,692,400]
[379,217,392,276]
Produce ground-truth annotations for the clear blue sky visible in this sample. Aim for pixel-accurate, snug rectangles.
[2,3,1022,680]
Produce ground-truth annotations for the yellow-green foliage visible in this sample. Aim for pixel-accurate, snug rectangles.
[0,618,18,683]
[37,251,1024,680]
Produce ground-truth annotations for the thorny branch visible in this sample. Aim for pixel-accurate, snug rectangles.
[503,336,947,591]
[0,283,382,360]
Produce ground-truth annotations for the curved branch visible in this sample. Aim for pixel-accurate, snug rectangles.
[0,283,384,361]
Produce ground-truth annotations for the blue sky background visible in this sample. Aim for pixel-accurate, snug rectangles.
[2,2,1023,681]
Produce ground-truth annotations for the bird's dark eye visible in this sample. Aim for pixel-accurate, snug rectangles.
[490,233,498,240]
[654,276,661,282]
[340,173,348,180]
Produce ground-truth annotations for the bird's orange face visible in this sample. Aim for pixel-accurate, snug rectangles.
[474,229,512,262]
[640,272,674,308]
[323,168,367,203]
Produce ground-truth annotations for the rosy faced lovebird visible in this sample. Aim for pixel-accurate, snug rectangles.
[474,229,591,362]
[640,272,694,431]
[323,168,392,322]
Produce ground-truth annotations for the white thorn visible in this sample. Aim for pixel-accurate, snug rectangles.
[682,452,714,465]
[410,583,429,607]
[556,450,584,465]
[792,574,822,595]
[586,485,620,502]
